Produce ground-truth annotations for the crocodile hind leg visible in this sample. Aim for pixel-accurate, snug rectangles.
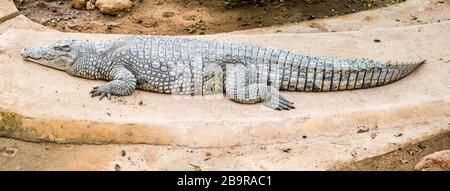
[225,64,295,110]
[89,66,137,100]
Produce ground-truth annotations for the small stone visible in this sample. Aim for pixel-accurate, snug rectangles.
[400,159,410,164]
[282,148,291,153]
[96,0,133,16]
[415,150,450,171]
[121,150,126,157]
[114,164,121,171]
[139,100,144,105]
[306,15,316,20]
[357,126,370,133]
[394,133,403,137]
[162,11,175,18]
[86,0,96,10]
[374,39,381,43]
[71,0,87,9]
[302,135,307,139]
[417,142,426,150]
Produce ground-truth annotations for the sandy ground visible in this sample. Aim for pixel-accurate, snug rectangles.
[14,0,404,35]
[231,0,450,34]
[333,132,450,170]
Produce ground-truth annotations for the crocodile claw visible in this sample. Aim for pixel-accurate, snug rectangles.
[90,85,112,100]
[263,94,295,110]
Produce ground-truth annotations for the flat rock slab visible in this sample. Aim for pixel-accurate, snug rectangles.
[0,0,18,23]
[0,15,53,34]
[232,0,450,34]
[1,21,449,149]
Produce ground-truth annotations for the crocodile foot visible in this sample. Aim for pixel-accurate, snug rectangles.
[90,85,112,101]
[263,91,295,110]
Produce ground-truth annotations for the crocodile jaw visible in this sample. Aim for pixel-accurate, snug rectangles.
[20,47,74,71]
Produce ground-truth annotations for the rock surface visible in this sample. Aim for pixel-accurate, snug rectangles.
[2,19,450,146]
[0,0,19,23]
[0,15,52,34]
[95,0,133,15]
[415,150,450,171]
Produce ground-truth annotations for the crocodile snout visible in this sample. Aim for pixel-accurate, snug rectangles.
[20,48,38,58]
[20,48,30,57]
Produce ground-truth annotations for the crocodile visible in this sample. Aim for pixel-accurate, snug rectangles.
[20,36,424,110]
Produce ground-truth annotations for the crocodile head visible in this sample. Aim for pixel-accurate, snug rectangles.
[20,38,79,71]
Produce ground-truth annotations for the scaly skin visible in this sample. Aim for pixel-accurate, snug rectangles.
[20,36,424,110]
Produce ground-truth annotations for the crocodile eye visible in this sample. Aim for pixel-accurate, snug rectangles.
[54,44,71,52]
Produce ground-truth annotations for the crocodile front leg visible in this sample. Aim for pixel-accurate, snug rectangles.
[225,64,295,110]
[90,66,137,100]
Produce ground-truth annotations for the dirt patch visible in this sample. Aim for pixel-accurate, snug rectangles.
[332,131,450,171]
[14,0,405,35]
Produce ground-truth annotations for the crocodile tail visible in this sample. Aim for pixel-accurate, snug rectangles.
[283,57,424,92]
